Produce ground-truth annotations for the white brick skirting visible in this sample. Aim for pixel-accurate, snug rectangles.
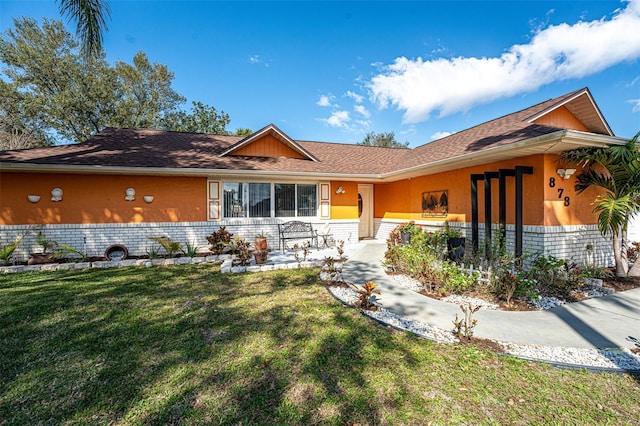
[0,219,360,262]
[375,219,614,267]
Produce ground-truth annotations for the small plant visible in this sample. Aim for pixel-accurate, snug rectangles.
[439,261,478,294]
[35,231,58,254]
[183,240,200,258]
[323,256,337,273]
[0,234,25,265]
[229,236,252,266]
[292,241,311,264]
[336,240,345,259]
[493,270,537,305]
[352,281,381,310]
[396,221,419,235]
[627,241,639,263]
[146,244,161,259]
[579,264,613,279]
[55,243,86,261]
[206,226,233,254]
[301,240,311,261]
[148,236,182,258]
[452,303,481,340]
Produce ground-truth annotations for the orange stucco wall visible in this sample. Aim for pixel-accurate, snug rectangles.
[533,106,590,132]
[231,134,306,159]
[541,156,600,226]
[0,172,207,225]
[373,154,600,227]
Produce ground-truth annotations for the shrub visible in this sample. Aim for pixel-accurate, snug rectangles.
[352,281,381,310]
[492,270,537,305]
[229,236,252,266]
[439,261,479,294]
[452,303,480,340]
[0,235,24,265]
[628,241,640,263]
[148,236,182,258]
[206,226,233,254]
[183,240,200,258]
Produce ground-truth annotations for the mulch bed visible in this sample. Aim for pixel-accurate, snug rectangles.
[414,270,640,312]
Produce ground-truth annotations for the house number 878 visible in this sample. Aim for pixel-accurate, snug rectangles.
[549,177,570,206]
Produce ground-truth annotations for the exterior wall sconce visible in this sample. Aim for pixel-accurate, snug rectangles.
[51,187,63,202]
[335,186,346,194]
[125,187,136,201]
[28,195,41,203]
[556,168,576,179]
[143,195,154,203]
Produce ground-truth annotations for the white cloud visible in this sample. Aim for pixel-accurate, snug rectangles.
[629,98,640,113]
[345,90,364,103]
[249,55,270,67]
[317,95,333,107]
[431,131,455,140]
[354,104,370,118]
[369,0,640,123]
[322,110,351,128]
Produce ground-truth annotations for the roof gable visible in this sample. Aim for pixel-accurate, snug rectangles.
[219,124,319,161]
[526,87,613,136]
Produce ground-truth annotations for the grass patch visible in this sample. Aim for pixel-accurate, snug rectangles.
[1,265,639,424]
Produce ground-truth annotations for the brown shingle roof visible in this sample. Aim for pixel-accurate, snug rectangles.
[401,87,610,169]
[0,88,614,178]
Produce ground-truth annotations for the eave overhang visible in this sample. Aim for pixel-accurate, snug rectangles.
[1,130,626,183]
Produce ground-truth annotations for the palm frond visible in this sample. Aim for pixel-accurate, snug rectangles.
[592,193,634,237]
[57,0,111,58]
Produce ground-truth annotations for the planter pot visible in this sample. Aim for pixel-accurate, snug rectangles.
[255,237,268,251]
[254,250,268,265]
[28,253,56,265]
[447,237,465,262]
[401,232,412,244]
[104,244,128,261]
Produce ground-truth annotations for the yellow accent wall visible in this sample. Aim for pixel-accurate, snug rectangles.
[0,172,206,225]
[330,181,358,219]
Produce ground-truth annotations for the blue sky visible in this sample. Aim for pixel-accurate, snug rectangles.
[1,0,639,147]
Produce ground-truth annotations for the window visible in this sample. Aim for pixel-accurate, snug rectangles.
[275,183,317,217]
[223,182,271,218]
[223,182,317,218]
[297,184,317,217]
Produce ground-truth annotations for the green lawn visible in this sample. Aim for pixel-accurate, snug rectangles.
[1,265,638,425]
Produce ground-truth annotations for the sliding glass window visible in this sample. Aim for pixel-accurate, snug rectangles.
[223,182,317,218]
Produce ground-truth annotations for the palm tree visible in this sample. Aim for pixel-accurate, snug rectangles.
[560,132,640,277]
[57,0,111,58]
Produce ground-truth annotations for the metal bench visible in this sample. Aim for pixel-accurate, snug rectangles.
[278,221,318,251]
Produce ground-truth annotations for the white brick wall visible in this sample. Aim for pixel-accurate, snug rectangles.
[374,219,614,267]
[0,219,360,262]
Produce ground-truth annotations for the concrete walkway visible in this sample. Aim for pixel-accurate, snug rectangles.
[342,240,640,350]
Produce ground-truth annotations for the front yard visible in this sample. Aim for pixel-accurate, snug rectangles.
[1,266,639,425]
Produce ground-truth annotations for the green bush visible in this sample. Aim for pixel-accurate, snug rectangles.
[439,261,478,294]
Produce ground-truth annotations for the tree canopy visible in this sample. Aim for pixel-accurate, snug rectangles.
[356,131,409,149]
[0,17,232,149]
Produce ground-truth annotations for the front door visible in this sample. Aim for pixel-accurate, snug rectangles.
[358,184,373,239]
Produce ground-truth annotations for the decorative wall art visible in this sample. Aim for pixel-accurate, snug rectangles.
[422,190,448,217]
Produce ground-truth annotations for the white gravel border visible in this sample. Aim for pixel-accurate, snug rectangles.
[327,282,640,373]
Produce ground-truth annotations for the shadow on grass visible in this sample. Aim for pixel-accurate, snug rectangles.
[0,266,417,425]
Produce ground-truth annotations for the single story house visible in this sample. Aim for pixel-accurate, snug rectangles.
[0,87,628,265]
